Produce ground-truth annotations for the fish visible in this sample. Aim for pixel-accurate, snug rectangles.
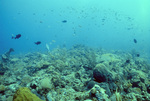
[46,43,50,52]
[34,41,41,45]
[62,20,67,23]
[12,34,21,39]
[136,53,140,57]
[133,39,137,43]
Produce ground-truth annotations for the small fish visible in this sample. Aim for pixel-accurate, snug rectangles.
[40,21,43,23]
[34,41,41,45]
[12,34,21,39]
[62,20,67,23]
[133,39,137,43]
[136,53,140,57]
[46,43,50,52]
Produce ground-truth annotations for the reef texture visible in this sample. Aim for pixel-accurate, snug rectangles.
[0,45,150,101]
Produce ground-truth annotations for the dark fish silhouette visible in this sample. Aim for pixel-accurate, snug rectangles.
[133,39,137,43]
[35,41,41,45]
[12,34,21,39]
[136,53,140,57]
[62,20,67,23]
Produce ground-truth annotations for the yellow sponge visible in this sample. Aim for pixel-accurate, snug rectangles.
[13,87,44,101]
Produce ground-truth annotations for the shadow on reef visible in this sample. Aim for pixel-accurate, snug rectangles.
[0,45,150,101]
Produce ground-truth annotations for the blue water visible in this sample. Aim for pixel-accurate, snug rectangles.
[0,0,150,56]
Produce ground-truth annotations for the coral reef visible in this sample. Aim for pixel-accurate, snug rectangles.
[0,45,150,100]
[1,48,14,62]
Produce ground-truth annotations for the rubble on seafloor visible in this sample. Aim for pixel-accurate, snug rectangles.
[0,45,150,101]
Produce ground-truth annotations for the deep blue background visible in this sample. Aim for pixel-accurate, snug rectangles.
[0,0,150,57]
